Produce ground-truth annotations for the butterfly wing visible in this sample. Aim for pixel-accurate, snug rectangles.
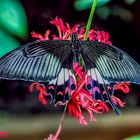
[0,40,73,82]
[81,41,140,84]
[81,41,140,115]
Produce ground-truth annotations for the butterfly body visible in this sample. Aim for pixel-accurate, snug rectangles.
[69,33,82,62]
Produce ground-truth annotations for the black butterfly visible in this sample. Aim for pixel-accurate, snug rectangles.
[0,33,140,85]
[1,32,139,114]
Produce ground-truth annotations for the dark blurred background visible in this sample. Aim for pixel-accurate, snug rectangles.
[0,0,140,140]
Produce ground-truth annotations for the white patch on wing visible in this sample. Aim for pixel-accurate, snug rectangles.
[64,68,69,82]
[49,78,57,85]
[86,68,109,84]
[49,68,64,85]
[49,68,75,86]
[94,68,105,84]
[86,69,90,76]
[91,68,97,81]
[57,68,64,85]
[68,69,76,84]
[86,68,97,80]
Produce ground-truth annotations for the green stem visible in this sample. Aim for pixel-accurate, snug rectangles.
[84,0,97,41]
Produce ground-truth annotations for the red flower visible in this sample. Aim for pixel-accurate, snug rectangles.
[114,83,130,94]
[30,82,49,105]
[111,95,125,107]
[88,30,112,45]
[31,17,112,44]
[67,63,110,125]
[31,30,50,40]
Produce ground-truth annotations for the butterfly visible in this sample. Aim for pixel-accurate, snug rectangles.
[0,33,140,105]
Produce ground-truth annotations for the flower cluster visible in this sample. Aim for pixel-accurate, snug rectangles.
[30,17,130,140]
[68,63,110,125]
[31,16,112,45]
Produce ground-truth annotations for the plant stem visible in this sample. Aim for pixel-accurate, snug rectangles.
[45,102,68,140]
[84,0,97,41]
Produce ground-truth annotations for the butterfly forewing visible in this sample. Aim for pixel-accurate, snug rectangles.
[81,41,140,84]
[0,40,72,82]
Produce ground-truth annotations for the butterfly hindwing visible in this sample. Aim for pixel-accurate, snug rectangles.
[0,40,72,82]
[81,41,140,84]
[46,67,76,105]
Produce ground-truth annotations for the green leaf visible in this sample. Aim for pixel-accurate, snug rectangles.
[74,0,111,11]
[125,135,140,140]
[96,6,110,20]
[0,30,20,58]
[124,0,136,5]
[0,0,27,38]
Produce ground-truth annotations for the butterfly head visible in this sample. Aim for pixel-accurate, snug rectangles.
[70,33,78,41]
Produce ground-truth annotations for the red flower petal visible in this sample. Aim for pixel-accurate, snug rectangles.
[30,83,49,105]
[114,83,130,93]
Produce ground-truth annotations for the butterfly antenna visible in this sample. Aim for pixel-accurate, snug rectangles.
[94,23,101,31]
[49,16,54,21]
[80,25,86,30]
[75,25,85,33]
